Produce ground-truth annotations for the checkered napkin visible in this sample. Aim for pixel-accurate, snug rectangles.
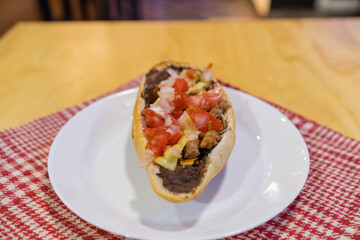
[1,78,359,240]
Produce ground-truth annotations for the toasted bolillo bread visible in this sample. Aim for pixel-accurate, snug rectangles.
[132,61,235,202]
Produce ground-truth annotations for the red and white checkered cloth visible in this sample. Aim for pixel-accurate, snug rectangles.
[1,79,359,239]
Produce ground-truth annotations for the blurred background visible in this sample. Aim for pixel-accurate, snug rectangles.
[1,0,360,37]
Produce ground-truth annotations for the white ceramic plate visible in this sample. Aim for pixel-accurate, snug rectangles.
[48,87,309,240]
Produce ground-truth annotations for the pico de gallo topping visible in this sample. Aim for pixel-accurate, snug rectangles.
[140,64,224,170]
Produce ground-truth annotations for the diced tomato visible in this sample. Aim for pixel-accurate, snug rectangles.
[173,92,188,110]
[168,132,182,145]
[186,69,196,79]
[186,106,223,132]
[195,114,210,132]
[143,126,168,145]
[205,87,223,108]
[185,106,198,118]
[141,108,156,116]
[187,94,211,110]
[172,86,188,119]
[143,128,156,140]
[170,109,183,119]
[187,87,223,110]
[141,108,165,128]
[142,106,184,157]
[144,114,164,128]
[150,131,172,156]
[208,114,223,132]
[143,127,162,140]
[167,115,180,127]
[186,107,208,132]
[173,78,188,94]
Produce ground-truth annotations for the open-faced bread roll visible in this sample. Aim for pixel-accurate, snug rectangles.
[132,61,235,202]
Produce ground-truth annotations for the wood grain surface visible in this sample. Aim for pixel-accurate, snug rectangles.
[0,19,359,140]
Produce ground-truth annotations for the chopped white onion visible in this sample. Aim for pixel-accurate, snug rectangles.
[202,66,212,82]
[158,99,174,113]
[177,111,190,129]
[166,128,175,135]
[159,86,175,96]
[149,104,167,118]
[157,86,175,113]
[167,68,180,78]
[164,116,173,127]
[159,77,176,88]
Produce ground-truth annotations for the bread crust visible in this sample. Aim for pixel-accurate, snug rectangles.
[132,60,235,202]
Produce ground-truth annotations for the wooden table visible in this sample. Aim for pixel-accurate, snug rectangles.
[0,19,359,140]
